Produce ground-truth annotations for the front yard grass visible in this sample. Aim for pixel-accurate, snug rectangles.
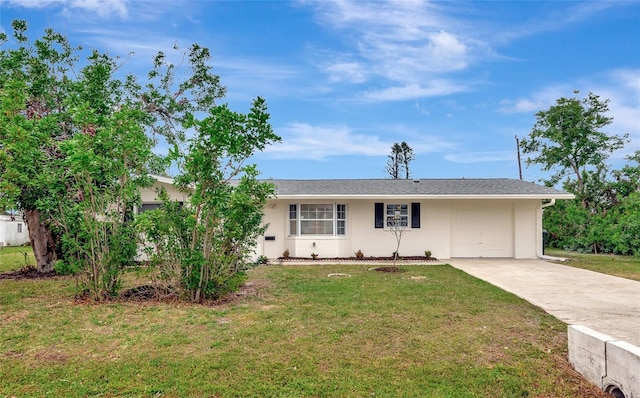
[0,257,607,397]
[546,248,640,281]
[0,245,35,273]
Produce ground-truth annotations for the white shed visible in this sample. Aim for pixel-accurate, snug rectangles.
[0,213,30,247]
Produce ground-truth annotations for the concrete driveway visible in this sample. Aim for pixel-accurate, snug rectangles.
[448,258,640,347]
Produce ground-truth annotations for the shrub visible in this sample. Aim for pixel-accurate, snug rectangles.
[53,259,80,275]
[355,249,364,259]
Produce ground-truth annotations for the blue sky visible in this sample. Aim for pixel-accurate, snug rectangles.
[1,0,639,182]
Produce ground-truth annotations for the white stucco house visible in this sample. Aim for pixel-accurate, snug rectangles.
[0,212,30,247]
[142,177,574,260]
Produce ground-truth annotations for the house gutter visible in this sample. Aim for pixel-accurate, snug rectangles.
[272,194,575,200]
[536,199,568,262]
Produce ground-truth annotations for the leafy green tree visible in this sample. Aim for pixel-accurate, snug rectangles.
[0,21,155,298]
[611,150,640,199]
[142,43,225,147]
[1,19,280,300]
[132,40,279,302]
[57,101,154,298]
[0,20,72,272]
[521,92,628,208]
[139,98,280,302]
[526,93,639,255]
[608,192,640,255]
[543,152,640,255]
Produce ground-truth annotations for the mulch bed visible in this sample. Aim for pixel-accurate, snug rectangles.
[276,256,438,262]
[119,285,174,301]
[118,281,263,306]
[0,266,57,280]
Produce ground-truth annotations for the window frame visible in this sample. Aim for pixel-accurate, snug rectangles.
[136,202,184,214]
[288,203,348,236]
[336,204,346,235]
[289,204,298,236]
[375,202,421,229]
[385,203,409,228]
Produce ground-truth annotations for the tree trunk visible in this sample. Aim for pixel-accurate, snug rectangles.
[24,209,58,273]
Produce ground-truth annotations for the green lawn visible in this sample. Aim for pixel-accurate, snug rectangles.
[546,248,640,281]
[0,245,35,272]
[0,254,607,397]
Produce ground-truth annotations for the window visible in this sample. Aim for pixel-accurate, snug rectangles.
[386,204,408,227]
[17,223,23,233]
[301,204,333,234]
[336,204,346,235]
[289,204,297,235]
[289,203,347,236]
[138,203,163,214]
[137,202,183,214]
[375,202,420,229]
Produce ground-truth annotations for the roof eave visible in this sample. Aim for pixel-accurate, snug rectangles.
[271,194,576,200]
[150,174,175,185]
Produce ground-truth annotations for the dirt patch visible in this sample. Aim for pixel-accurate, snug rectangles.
[33,349,68,363]
[115,279,267,307]
[371,266,405,273]
[215,280,264,305]
[549,352,611,398]
[2,310,30,324]
[119,285,178,301]
[0,266,57,280]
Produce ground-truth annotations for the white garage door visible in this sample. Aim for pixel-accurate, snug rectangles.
[451,203,514,258]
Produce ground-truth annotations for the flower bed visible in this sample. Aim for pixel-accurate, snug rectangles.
[276,256,438,262]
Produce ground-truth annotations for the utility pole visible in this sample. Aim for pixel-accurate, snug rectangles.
[515,135,523,180]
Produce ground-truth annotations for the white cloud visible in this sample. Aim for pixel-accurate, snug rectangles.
[216,58,301,80]
[414,102,430,116]
[5,0,129,18]
[590,69,640,155]
[215,59,306,102]
[263,122,456,160]
[323,60,368,84]
[306,0,634,105]
[425,30,469,70]
[306,1,494,101]
[498,98,543,114]
[363,80,467,102]
[67,27,304,103]
[495,2,631,44]
[496,69,640,149]
[263,123,389,160]
[596,69,640,130]
[4,0,193,21]
[445,151,515,164]
[497,86,570,114]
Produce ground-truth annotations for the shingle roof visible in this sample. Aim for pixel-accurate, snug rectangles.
[265,178,574,199]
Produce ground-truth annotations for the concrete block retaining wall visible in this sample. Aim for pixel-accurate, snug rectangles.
[568,325,639,398]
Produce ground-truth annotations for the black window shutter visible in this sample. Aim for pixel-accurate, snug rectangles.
[411,203,420,228]
[375,203,384,228]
